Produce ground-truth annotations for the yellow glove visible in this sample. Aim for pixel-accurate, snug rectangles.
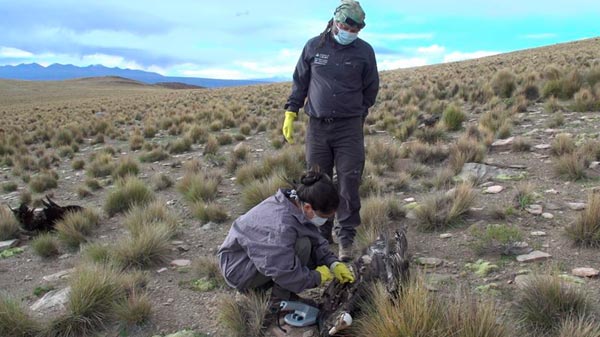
[316,265,333,286]
[282,111,297,144]
[331,262,355,283]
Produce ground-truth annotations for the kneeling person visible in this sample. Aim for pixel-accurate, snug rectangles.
[218,169,354,301]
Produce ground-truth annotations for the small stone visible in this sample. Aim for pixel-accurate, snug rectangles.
[170,259,191,267]
[589,161,600,169]
[566,202,586,211]
[530,231,547,237]
[572,268,599,278]
[508,242,532,255]
[545,189,559,194]
[534,144,551,150]
[0,239,20,252]
[403,197,415,202]
[526,204,543,215]
[42,269,75,282]
[491,137,514,149]
[157,267,168,273]
[440,233,453,239]
[417,257,443,267]
[542,213,554,219]
[516,250,552,263]
[303,330,315,337]
[201,222,215,230]
[485,185,504,194]
[171,240,185,245]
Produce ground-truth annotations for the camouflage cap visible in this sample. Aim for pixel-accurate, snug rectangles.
[333,0,366,29]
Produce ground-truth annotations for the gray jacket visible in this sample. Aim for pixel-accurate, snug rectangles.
[218,189,338,294]
[285,33,379,119]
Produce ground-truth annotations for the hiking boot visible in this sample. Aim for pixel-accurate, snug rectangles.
[339,244,353,262]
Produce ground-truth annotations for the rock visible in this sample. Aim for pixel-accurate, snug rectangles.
[516,250,552,263]
[42,269,74,282]
[484,185,504,194]
[457,163,492,182]
[417,257,443,267]
[303,330,315,337]
[491,137,514,150]
[534,144,551,150]
[170,259,191,267]
[157,267,168,273]
[440,233,453,239]
[507,242,533,256]
[544,189,559,195]
[542,213,554,219]
[530,231,547,237]
[544,202,562,211]
[572,268,599,278]
[590,161,600,169]
[403,197,415,202]
[526,204,543,215]
[566,202,586,211]
[201,222,215,230]
[0,239,19,252]
[30,287,71,311]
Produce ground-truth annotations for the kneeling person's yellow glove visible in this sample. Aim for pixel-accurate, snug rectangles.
[331,262,355,283]
[282,111,297,144]
[316,265,333,286]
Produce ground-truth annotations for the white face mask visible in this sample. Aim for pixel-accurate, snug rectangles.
[333,27,358,45]
[302,203,329,227]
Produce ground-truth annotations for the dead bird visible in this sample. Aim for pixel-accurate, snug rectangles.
[9,196,84,233]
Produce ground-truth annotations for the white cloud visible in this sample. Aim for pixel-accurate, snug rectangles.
[366,32,434,41]
[443,51,500,63]
[521,33,557,39]
[417,44,445,54]
[0,46,33,58]
[378,57,428,70]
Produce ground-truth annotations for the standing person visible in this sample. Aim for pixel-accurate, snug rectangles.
[217,168,355,303]
[282,0,379,261]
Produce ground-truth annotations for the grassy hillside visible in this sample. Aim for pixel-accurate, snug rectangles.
[1,37,600,337]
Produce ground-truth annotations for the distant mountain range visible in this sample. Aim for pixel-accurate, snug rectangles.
[0,63,288,88]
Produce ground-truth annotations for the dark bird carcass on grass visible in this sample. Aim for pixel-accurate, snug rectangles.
[9,196,84,233]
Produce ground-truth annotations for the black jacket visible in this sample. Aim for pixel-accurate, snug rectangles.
[285,33,379,119]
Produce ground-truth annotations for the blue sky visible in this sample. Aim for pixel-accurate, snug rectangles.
[0,0,598,80]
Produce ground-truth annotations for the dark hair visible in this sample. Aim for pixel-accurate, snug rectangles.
[317,19,334,49]
[294,167,339,213]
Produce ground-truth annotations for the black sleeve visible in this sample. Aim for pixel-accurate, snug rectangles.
[285,42,312,112]
[362,46,379,111]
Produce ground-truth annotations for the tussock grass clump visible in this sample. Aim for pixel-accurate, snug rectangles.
[0,206,21,240]
[87,152,115,178]
[104,177,155,216]
[414,183,475,231]
[469,223,523,255]
[235,147,305,186]
[112,156,140,179]
[192,256,227,288]
[55,209,101,248]
[167,137,192,154]
[128,134,144,151]
[177,171,220,203]
[414,125,447,144]
[139,147,169,163]
[551,133,576,156]
[554,153,587,181]
[366,139,401,170]
[449,136,487,173]
[442,104,466,131]
[124,201,179,237]
[29,171,58,193]
[113,291,152,325]
[407,141,449,164]
[514,183,535,209]
[546,111,565,128]
[151,173,173,191]
[566,193,600,247]
[558,316,600,337]
[511,136,531,152]
[143,125,157,139]
[71,159,85,170]
[239,123,252,136]
[515,274,594,334]
[241,174,288,211]
[31,233,61,258]
[204,135,220,155]
[0,294,41,337]
[187,125,208,144]
[233,143,250,160]
[113,225,172,269]
[360,196,404,230]
[219,291,270,337]
[491,69,517,98]
[217,133,233,145]
[192,201,229,223]
[357,279,508,337]
[572,87,600,112]
[47,264,125,337]
[81,242,113,264]
[84,178,102,191]
[2,181,18,192]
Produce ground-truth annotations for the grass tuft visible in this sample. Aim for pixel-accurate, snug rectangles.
[192,201,229,223]
[31,233,61,258]
[0,294,41,337]
[558,316,600,337]
[442,104,466,131]
[112,156,140,179]
[113,290,152,325]
[566,192,600,247]
[415,183,475,231]
[554,153,587,181]
[104,177,155,216]
[123,201,179,238]
[113,224,172,269]
[241,174,288,211]
[55,209,101,249]
[219,291,269,337]
[177,171,220,203]
[0,205,21,240]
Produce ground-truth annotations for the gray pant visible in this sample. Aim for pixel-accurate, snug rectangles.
[245,237,312,299]
[306,117,364,247]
